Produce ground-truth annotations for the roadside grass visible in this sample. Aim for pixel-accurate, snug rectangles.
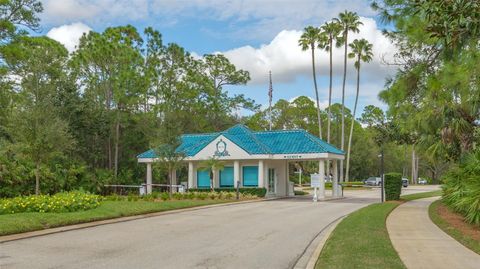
[401,190,442,201]
[315,190,442,269]
[0,199,232,236]
[429,200,480,254]
[294,190,309,196]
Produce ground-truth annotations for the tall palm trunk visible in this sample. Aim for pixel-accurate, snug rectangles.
[340,32,348,183]
[345,59,360,182]
[326,39,334,177]
[311,45,323,139]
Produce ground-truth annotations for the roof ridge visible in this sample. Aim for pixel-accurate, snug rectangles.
[182,132,219,137]
[254,129,304,134]
[224,124,272,154]
[303,131,328,152]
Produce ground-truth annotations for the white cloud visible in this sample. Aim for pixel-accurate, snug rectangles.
[222,17,396,83]
[40,0,375,42]
[220,17,398,103]
[46,22,92,52]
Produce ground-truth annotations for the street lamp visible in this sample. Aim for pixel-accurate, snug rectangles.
[378,149,385,203]
[294,168,302,187]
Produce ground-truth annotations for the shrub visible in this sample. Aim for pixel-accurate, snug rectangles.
[0,191,102,214]
[442,150,480,226]
[160,192,170,201]
[384,173,402,201]
[188,187,267,197]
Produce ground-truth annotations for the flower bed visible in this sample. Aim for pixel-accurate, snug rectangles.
[0,191,102,214]
[105,191,256,202]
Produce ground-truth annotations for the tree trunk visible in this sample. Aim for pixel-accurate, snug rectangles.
[326,39,333,177]
[311,45,323,139]
[35,163,40,195]
[411,147,416,184]
[210,169,214,192]
[168,169,173,199]
[340,32,348,183]
[114,110,120,179]
[345,61,361,182]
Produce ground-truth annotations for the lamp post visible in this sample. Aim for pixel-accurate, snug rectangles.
[294,168,302,187]
[380,146,385,203]
[379,148,385,203]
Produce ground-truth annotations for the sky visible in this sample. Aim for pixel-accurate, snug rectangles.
[39,0,398,116]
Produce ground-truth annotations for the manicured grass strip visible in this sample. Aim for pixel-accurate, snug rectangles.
[0,199,232,236]
[294,190,309,196]
[401,190,442,201]
[315,202,406,269]
[429,200,480,255]
[315,190,442,269]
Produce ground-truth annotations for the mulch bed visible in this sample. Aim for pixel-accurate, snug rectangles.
[436,202,480,242]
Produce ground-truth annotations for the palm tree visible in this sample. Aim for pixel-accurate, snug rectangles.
[334,11,362,182]
[345,39,373,181]
[299,26,323,139]
[320,21,342,146]
[199,157,225,192]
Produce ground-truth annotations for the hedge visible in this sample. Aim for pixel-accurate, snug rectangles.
[384,173,402,201]
[188,187,267,197]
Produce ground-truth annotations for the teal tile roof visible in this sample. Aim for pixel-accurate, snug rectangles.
[137,124,344,158]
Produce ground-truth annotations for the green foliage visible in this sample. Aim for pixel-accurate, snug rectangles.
[442,150,480,225]
[294,190,309,196]
[0,191,102,214]
[189,187,267,198]
[0,0,43,42]
[384,173,402,201]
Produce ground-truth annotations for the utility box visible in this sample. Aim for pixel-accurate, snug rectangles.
[139,185,146,196]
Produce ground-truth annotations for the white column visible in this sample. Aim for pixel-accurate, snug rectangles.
[319,160,325,200]
[234,161,241,187]
[332,160,339,197]
[285,160,290,196]
[188,162,194,189]
[258,160,265,188]
[146,163,152,194]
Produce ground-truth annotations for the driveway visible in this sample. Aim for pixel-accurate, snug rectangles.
[0,186,438,269]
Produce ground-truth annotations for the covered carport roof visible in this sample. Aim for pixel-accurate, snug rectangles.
[137,124,344,159]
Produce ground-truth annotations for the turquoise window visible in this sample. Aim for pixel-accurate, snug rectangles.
[242,166,258,187]
[220,167,234,187]
[197,170,210,188]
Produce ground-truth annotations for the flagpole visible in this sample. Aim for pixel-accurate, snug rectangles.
[268,71,273,131]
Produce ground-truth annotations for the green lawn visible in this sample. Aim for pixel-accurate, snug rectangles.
[429,200,480,255]
[401,190,442,201]
[0,199,232,236]
[315,190,442,269]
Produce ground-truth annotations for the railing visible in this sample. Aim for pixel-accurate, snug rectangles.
[103,183,186,196]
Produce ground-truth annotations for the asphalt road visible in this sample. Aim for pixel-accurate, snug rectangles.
[0,186,439,269]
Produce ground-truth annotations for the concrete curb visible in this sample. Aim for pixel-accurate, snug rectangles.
[0,197,280,244]
[304,216,345,269]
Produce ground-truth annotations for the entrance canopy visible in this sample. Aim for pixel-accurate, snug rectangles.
[137,124,344,198]
[137,124,344,162]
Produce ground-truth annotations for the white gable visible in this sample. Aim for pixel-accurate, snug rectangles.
[190,135,266,160]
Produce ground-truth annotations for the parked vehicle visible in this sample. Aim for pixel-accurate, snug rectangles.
[364,177,382,186]
[402,178,409,187]
[418,178,427,185]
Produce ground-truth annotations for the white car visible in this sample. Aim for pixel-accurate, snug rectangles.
[364,177,381,186]
[418,178,428,185]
